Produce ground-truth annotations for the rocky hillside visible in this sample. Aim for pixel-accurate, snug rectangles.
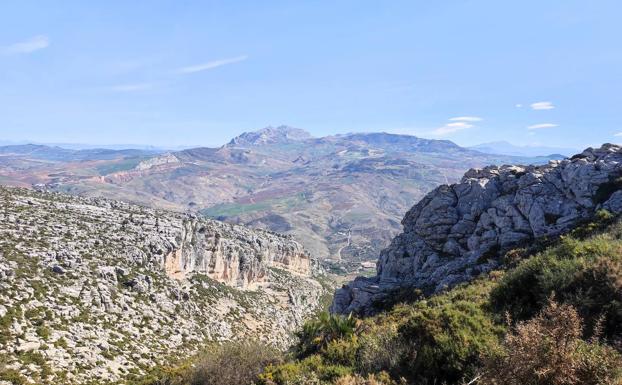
[0,187,327,384]
[332,144,622,314]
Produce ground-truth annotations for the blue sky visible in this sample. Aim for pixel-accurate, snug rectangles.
[1,1,621,149]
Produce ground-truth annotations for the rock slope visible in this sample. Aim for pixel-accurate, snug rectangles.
[0,187,327,384]
[332,144,622,315]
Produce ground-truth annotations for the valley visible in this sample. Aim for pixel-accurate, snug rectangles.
[0,126,559,273]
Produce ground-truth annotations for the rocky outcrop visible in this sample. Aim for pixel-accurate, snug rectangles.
[0,187,325,384]
[160,216,310,286]
[134,152,180,170]
[227,125,313,147]
[332,144,622,315]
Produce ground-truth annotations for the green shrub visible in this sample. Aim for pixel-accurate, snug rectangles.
[323,336,359,366]
[188,341,281,385]
[355,324,406,375]
[397,295,503,384]
[491,228,622,341]
[260,354,353,385]
[296,312,360,358]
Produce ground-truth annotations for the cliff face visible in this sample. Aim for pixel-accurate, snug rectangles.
[332,144,622,315]
[161,216,311,286]
[0,187,324,384]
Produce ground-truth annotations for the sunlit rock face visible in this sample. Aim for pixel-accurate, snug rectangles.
[332,144,622,315]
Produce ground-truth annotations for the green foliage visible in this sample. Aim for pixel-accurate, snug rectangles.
[296,312,360,358]
[188,341,282,385]
[125,341,280,385]
[395,280,504,384]
[491,219,622,341]
[260,354,353,385]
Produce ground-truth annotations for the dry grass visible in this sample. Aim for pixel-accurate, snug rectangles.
[481,301,622,385]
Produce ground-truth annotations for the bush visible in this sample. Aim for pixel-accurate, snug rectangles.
[333,372,402,385]
[481,301,622,385]
[189,341,282,385]
[355,324,407,375]
[296,312,360,358]
[397,295,503,384]
[260,354,353,385]
[491,230,622,342]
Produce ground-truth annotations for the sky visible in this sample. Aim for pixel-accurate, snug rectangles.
[1,0,621,149]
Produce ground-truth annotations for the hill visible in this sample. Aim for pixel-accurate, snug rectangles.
[0,187,328,384]
[470,140,578,157]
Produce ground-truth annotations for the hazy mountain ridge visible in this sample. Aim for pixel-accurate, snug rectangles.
[470,140,579,158]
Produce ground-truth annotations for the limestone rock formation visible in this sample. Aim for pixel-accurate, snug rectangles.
[0,187,326,384]
[332,144,622,315]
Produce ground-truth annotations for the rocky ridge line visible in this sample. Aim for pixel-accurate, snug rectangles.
[331,144,622,315]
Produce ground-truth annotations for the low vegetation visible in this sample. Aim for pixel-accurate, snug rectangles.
[134,211,622,385]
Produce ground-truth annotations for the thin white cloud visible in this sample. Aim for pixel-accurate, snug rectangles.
[109,83,154,92]
[614,132,622,137]
[431,122,474,136]
[527,123,558,130]
[1,35,49,55]
[515,103,523,108]
[530,101,555,110]
[178,55,248,74]
[449,116,482,122]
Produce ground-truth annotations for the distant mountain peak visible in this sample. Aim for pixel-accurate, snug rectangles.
[469,141,579,157]
[227,125,313,146]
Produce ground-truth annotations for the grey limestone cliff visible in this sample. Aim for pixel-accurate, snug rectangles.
[0,187,325,383]
[332,144,622,315]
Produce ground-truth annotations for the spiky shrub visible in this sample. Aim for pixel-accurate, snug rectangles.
[481,301,622,385]
[295,312,360,358]
[397,296,503,384]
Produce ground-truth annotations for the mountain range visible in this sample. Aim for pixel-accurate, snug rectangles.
[0,126,561,271]
[469,140,579,158]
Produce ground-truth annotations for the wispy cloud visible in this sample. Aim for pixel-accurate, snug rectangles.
[1,35,49,55]
[527,123,558,130]
[108,83,154,92]
[449,116,482,122]
[614,132,622,137]
[178,55,248,74]
[431,122,474,136]
[530,101,555,110]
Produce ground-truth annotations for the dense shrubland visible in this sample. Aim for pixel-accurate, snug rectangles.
[123,212,622,385]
